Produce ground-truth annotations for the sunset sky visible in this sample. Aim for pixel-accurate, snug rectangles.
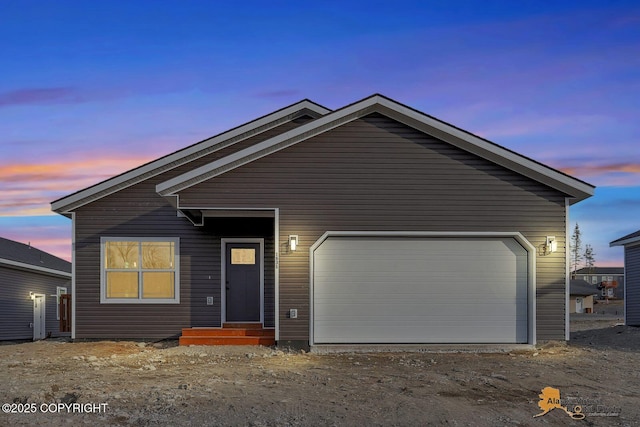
[1,1,638,266]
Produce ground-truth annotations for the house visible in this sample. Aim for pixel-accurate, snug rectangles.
[0,237,71,340]
[51,94,595,348]
[610,230,640,326]
[569,280,597,314]
[574,266,624,299]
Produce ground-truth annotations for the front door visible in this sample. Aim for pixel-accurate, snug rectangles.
[33,294,46,340]
[225,242,261,322]
[575,297,583,313]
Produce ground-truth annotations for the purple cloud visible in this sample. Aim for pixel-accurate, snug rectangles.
[0,87,85,107]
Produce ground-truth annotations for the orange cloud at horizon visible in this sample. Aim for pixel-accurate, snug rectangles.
[0,154,155,216]
[559,162,640,176]
[554,161,640,187]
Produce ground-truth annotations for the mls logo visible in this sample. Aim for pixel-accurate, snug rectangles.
[533,387,585,420]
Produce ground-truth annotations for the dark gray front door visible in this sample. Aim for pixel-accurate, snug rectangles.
[226,242,261,322]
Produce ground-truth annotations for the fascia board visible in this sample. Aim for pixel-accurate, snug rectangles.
[0,258,72,278]
[610,235,640,247]
[51,100,330,213]
[157,94,595,203]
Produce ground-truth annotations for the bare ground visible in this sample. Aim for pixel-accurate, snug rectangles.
[1,311,639,426]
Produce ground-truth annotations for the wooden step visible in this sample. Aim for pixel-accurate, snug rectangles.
[179,324,275,346]
[181,328,275,337]
[179,336,275,346]
[223,322,263,329]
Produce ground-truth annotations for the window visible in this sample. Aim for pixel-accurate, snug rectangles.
[56,286,67,320]
[591,276,598,284]
[101,238,179,303]
[231,248,256,265]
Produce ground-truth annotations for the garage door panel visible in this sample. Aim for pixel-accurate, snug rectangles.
[313,237,528,344]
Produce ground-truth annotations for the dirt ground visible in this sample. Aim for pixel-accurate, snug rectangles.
[1,305,638,426]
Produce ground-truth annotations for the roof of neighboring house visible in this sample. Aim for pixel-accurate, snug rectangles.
[575,267,624,275]
[52,94,595,215]
[0,237,71,277]
[610,229,640,247]
[570,280,599,296]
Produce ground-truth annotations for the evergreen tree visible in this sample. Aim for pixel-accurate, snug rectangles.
[584,244,596,273]
[570,223,583,277]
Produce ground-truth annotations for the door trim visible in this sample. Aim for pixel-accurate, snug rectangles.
[33,293,46,341]
[221,238,265,324]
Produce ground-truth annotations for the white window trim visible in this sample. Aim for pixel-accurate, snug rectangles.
[100,237,180,304]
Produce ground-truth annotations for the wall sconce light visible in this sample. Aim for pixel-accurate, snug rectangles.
[29,292,35,300]
[289,235,299,251]
[545,236,557,254]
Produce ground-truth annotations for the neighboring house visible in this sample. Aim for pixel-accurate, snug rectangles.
[0,237,71,340]
[610,230,640,326]
[51,94,595,348]
[569,280,597,314]
[574,267,624,299]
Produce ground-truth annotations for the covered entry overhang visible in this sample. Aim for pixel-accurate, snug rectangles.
[310,231,537,347]
[164,194,277,226]
[170,201,281,341]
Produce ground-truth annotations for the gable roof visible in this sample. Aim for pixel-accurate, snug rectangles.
[51,99,331,214]
[156,94,594,204]
[0,237,71,277]
[570,279,598,296]
[610,229,640,247]
[575,267,624,275]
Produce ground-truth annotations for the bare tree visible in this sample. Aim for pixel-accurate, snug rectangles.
[570,223,583,278]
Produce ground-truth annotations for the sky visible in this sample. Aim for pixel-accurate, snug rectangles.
[0,0,638,266]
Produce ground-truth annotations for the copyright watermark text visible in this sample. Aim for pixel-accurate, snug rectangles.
[2,402,108,414]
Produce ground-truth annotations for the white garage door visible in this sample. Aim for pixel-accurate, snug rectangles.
[312,236,528,344]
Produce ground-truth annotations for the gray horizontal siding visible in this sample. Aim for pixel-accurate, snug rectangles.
[625,245,640,326]
[179,113,569,342]
[72,119,307,339]
[0,266,70,340]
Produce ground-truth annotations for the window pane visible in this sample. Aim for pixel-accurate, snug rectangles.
[231,248,255,265]
[142,242,174,269]
[106,242,139,269]
[142,272,175,298]
[106,272,139,298]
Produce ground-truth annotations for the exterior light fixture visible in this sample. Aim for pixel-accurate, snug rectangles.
[545,236,557,254]
[289,235,299,251]
[29,292,35,300]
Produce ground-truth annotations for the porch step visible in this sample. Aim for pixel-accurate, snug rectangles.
[179,325,275,346]
[223,322,263,329]
[181,328,274,337]
[179,336,276,346]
